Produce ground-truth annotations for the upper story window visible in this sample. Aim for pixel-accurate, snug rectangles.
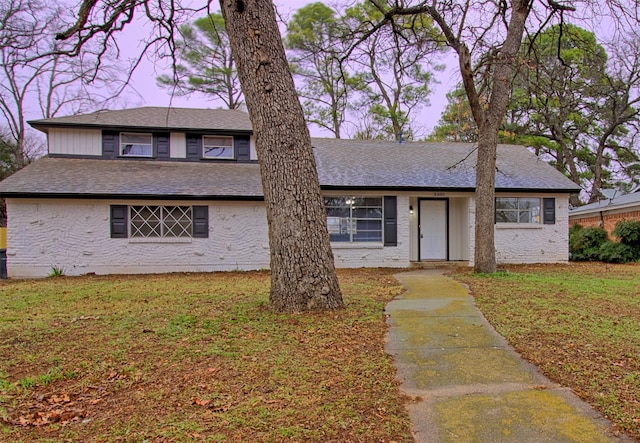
[121,133,152,157]
[203,136,234,159]
[325,196,383,242]
[496,197,541,224]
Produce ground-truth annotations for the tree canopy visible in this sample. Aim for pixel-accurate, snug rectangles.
[429,24,640,205]
[156,13,243,110]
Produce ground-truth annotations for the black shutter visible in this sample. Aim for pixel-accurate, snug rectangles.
[110,205,128,238]
[186,134,201,161]
[102,131,118,159]
[543,198,556,224]
[155,133,170,159]
[235,135,250,161]
[192,206,209,238]
[383,196,397,246]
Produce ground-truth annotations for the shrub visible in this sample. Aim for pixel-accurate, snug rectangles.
[569,225,609,261]
[612,219,640,248]
[598,240,638,263]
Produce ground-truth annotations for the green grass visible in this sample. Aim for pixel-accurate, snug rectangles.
[0,269,412,442]
[454,263,640,439]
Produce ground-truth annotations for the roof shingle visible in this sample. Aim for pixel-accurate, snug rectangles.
[28,107,252,133]
[0,139,580,198]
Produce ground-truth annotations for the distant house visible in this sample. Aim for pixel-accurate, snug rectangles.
[569,189,640,235]
[0,107,580,277]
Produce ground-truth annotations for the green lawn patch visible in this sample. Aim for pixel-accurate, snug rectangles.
[454,262,640,440]
[0,270,413,442]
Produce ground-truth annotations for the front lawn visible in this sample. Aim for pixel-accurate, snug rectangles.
[0,269,413,442]
[454,263,640,440]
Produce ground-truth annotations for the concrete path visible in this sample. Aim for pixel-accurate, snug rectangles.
[385,270,633,443]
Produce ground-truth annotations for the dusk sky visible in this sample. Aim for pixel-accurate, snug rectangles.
[122,0,456,138]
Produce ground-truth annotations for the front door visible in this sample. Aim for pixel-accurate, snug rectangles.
[420,199,448,260]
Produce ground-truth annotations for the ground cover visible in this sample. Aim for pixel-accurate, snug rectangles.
[0,269,413,442]
[453,262,640,440]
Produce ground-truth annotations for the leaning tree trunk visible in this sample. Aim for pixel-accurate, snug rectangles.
[219,0,343,312]
[474,129,498,273]
[467,0,530,273]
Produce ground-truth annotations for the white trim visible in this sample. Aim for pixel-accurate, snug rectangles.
[128,237,193,244]
[120,132,153,157]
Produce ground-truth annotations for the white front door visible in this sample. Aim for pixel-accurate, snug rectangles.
[420,200,448,260]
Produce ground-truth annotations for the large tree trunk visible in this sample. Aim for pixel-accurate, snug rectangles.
[219,0,343,312]
[462,0,530,273]
[474,130,498,273]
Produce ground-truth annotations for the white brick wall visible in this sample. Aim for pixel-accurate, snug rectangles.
[494,194,570,264]
[4,194,570,277]
[5,197,411,277]
[5,199,271,277]
[331,195,410,268]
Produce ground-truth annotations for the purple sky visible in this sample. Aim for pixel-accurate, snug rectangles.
[123,1,456,138]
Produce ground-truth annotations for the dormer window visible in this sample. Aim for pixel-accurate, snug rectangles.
[203,136,233,159]
[120,133,153,157]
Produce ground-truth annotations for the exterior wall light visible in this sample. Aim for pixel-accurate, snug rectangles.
[409,205,414,215]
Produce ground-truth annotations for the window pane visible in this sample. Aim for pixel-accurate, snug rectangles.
[204,146,234,158]
[353,219,382,242]
[496,198,518,210]
[324,197,348,207]
[323,196,382,243]
[352,207,383,218]
[122,134,152,144]
[203,136,234,159]
[129,205,194,238]
[495,198,541,224]
[121,133,152,157]
[203,136,233,147]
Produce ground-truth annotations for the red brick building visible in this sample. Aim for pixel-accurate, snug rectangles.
[569,190,640,236]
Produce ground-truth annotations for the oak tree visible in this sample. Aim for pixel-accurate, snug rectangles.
[57,0,344,312]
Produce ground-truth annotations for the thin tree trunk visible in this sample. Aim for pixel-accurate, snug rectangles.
[219,0,343,312]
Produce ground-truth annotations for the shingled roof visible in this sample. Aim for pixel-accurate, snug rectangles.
[0,139,580,199]
[29,107,253,133]
[312,139,580,192]
[569,189,640,216]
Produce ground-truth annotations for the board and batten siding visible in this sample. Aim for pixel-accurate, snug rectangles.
[48,128,102,156]
[170,133,187,158]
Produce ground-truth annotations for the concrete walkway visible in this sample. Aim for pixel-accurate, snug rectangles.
[385,270,633,443]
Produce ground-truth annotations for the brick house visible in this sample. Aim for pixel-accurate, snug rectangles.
[569,189,640,235]
[0,107,580,277]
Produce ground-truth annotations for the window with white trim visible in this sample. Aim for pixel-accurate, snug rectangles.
[325,197,383,242]
[130,206,193,238]
[495,197,541,224]
[120,133,153,157]
[203,136,234,159]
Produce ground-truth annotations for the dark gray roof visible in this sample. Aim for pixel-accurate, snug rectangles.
[29,107,253,133]
[0,139,580,199]
[569,190,640,216]
[0,157,263,199]
[312,139,580,192]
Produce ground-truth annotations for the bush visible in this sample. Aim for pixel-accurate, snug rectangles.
[612,219,640,248]
[597,240,638,263]
[571,220,640,263]
[569,225,609,261]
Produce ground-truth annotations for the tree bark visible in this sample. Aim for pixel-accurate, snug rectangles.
[464,0,530,273]
[219,0,343,312]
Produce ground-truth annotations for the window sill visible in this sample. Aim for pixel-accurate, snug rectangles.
[128,237,193,244]
[495,223,543,229]
[330,242,384,249]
